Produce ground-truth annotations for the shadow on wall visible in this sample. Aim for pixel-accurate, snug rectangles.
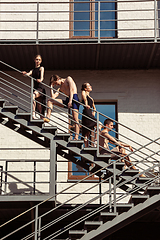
[8,183,33,195]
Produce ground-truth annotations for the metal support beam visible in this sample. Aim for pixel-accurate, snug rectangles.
[49,140,57,202]
[36,2,39,44]
[154,0,157,43]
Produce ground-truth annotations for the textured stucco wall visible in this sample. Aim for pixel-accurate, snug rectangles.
[0,68,160,203]
[0,0,157,40]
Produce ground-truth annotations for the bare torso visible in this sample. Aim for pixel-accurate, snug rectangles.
[99,129,110,152]
[59,76,77,97]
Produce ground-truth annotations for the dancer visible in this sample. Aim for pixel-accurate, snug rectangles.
[22,54,46,119]
[43,75,80,140]
[99,118,145,177]
[81,83,98,147]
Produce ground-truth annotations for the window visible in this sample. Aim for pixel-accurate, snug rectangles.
[70,0,116,38]
[68,102,117,180]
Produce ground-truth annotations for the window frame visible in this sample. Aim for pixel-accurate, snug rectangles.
[69,0,117,39]
[68,101,118,181]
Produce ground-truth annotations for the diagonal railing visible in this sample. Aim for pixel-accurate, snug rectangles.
[1,159,159,240]
[0,60,160,173]
[0,60,160,239]
[0,59,160,179]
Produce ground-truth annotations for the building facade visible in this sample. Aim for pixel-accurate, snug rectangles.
[0,1,160,239]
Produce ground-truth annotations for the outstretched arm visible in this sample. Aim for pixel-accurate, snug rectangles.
[103,132,119,145]
[22,70,32,76]
[119,142,133,152]
[104,132,133,151]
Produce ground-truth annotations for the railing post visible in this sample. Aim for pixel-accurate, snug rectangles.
[98,1,100,43]
[50,140,57,203]
[34,206,38,240]
[38,216,41,239]
[109,176,112,212]
[31,77,33,121]
[154,0,157,42]
[34,161,36,195]
[99,177,102,204]
[108,158,112,212]
[97,112,99,155]
[113,161,116,213]
[4,161,8,194]
[36,2,39,44]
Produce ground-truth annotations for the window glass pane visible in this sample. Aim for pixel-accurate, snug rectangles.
[71,103,117,177]
[74,0,90,36]
[95,103,116,142]
[95,0,116,37]
[72,161,88,176]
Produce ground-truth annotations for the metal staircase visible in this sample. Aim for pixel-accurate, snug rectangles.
[0,61,160,240]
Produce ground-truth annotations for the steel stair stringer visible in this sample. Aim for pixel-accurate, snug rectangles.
[0,100,154,195]
[0,99,160,240]
[79,193,160,240]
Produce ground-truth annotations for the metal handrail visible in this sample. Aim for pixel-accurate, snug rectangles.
[0,61,160,239]
[23,163,160,240]
[0,61,160,185]
[1,159,159,240]
[0,60,159,172]
[0,0,159,43]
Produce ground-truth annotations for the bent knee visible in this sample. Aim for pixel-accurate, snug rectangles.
[119,148,126,154]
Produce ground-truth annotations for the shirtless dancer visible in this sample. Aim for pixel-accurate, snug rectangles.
[43,75,80,140]
[99,118,145,177]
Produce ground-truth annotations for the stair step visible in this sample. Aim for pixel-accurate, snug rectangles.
[0,99,5,107]
[121,169,139,177]
[100,212,118,221]
[107,162,125,171]
[89,163,109,175]
[101,203,133,214]
[30,119,44,128]
[89,161,108,171]
[146,186,160,196]
[69,140,84,149]
[95,154,111,163]
[128,194,149,205]
[42,126,57,135]
[137,177,154,183]
[82,147,97,156]
[69,230,87,239]
[55,132,70,141]
[114,203,133,211]
[16,112,31,121]
[3,105,18,114]
[84,221,103,231]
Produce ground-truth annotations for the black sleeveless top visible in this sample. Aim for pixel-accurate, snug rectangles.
[82,95,97,136]
[32,67,43,90]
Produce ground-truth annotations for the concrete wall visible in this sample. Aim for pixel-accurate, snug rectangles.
[0,68,160,203]
[0,0,158,40]
[0,0,70,40]
[118,0,155,38]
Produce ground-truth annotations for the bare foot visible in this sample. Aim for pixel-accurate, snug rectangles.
[73,138,78,141]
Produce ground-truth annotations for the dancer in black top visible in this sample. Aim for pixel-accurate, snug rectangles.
[22,55,46,119]
[81,83,97,147]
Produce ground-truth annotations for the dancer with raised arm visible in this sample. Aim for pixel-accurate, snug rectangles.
[22,54,46,119]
